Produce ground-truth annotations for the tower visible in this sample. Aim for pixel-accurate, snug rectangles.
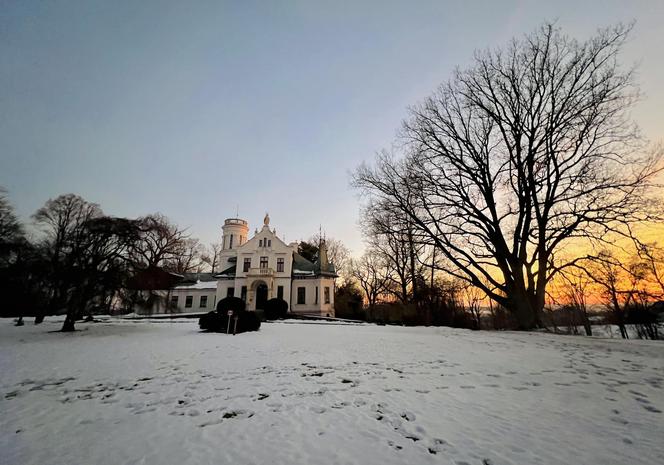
[221,217,249,250]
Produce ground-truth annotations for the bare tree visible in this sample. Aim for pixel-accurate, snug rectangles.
[354,23,662,329]
[361,201,426,304]
[0,187,24,267]
[33,194,141,331]
[636,241,664,298]
[0,187,32,325]
[558,271,593,336]
[462,283,484,330]
[349,252,391,313]
[201,242,223,273]
[167,237,204,274]
[33,194,103,325]
[131,214,187,271]
[584,251,650,339]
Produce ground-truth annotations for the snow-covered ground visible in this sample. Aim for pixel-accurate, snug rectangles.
[1,318,662,465]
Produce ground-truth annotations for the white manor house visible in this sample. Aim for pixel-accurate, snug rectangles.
[137,214,337,317]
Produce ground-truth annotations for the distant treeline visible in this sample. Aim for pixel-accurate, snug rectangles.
[0,190,222,331]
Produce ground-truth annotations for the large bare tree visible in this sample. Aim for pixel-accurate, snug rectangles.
[33,194,141,331]
[33,194,103,324]
[354,23,662,329]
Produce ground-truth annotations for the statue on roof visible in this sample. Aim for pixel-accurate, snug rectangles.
[263,212,270,226]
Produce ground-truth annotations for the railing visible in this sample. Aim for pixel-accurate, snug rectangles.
[247,267,274,277]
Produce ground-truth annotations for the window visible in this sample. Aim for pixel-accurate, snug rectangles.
[324,287,330,304]
[229,234,234,249]
[241,286,247,301]
[277,257,284,272]
[297,287,306,305]
[315,286,319,304]
[268,240,272,247]
[227,287,235,298]
[185,296,193,308]
[259,239,263,247]
[243,257,251,272]
[200,295,208,308]
[260,256,268,269]
[170,295,178,307]
[277,285,284,300]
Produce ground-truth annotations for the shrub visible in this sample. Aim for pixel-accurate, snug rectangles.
[264,298,288,320]
[216,296,246,313]
[199,311,224,331]
[198,297,261,334]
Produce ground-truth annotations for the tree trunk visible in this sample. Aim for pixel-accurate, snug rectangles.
[61,311,76,331]
[618,323,628,339]
[510,294,537,330]
[582,312,593,336]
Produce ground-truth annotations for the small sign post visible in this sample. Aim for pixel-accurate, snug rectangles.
[233,316,239,335]
[226,310,233,334]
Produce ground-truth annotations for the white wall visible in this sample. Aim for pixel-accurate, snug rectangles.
[290,277,335,317]
[168,288,217,313]
[136,288,217,314]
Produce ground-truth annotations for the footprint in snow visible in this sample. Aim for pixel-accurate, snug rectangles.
[132,406,157,415]
[387,440,403,451]
[400,412,416,422]
[330,402,346,409]
[641,404,662,413]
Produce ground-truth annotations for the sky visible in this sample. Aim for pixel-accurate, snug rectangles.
[1,0,663,255]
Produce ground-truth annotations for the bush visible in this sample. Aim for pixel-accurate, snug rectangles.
[198,310,261,333]
[264,298,288,320]
[198,296,261,334]
[199,311,224,331]
[216,296,246,313]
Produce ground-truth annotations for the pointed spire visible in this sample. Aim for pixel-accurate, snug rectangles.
[318,235,329,272]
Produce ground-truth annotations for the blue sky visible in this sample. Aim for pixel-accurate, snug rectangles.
[1,1,663,254]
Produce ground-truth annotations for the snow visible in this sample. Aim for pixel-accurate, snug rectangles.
[173,281,217,290]
[1,318,663,465]
[293,270,315,275]
[563,324,659,339]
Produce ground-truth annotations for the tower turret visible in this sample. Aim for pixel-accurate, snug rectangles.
[221,218,249,250]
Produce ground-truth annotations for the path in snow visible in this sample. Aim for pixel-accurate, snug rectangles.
[1,318,662,465]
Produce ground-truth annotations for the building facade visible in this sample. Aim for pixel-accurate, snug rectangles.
[136,214,337,317]
[214,214,336,317]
